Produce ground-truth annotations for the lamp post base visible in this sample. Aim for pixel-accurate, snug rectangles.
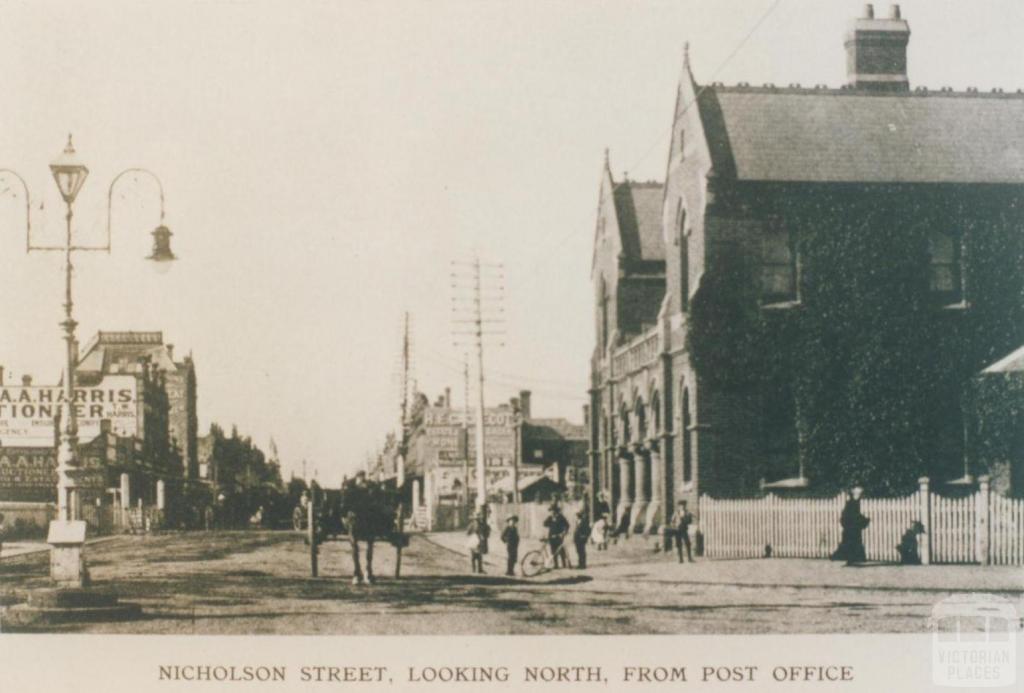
[0,589,142,631]
[0,520,143,631]
[47,519,88,587]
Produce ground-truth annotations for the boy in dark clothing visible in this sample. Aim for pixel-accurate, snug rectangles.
[573,510,590,569]
[500,516,519,576]
[671,500,694,563]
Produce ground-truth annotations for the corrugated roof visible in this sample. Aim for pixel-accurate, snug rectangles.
[613,182,665,261]
[698,87,1024,184]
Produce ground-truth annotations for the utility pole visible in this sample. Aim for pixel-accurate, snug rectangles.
[397,311,412,488]
[451,256,505,513]
[462,355,471,515]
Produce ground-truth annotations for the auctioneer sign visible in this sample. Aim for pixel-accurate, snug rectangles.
[0,375,137,447]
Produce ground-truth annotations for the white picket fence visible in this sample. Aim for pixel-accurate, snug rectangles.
[699,477,1024,565]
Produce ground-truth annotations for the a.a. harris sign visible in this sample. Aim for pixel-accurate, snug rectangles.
[0,375,137,447]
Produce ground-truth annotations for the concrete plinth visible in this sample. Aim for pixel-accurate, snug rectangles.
[48,520,88,588]
[0,588,142,631]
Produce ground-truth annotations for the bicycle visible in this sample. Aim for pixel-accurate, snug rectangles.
[520,537,572,577]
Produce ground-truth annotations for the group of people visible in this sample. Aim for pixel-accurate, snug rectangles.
[464,497,700,576]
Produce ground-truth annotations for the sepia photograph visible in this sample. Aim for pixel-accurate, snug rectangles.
[0,0,1022,688]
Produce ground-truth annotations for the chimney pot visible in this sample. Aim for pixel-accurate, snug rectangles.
[864,3,874,18]
[890,4,901,19]
[21,374,32,386]
[166,344,174,360]
[518,390,532,420]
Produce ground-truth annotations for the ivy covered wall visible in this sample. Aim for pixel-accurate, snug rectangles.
[687,184,1024,496]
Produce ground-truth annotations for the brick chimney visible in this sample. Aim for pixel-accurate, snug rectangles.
[444,387,451,408]
[845,4,910,92]
[519,390,532,419]
[21,374,32,386]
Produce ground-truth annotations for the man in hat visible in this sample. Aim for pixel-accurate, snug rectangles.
[670,500,695,563]
[500,515,520,576]
[573,509,591,569]
[542,503,570,568]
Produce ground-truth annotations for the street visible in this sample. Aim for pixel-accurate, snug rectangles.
[2,530,1020,634]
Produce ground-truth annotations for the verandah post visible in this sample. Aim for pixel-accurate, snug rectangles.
[976,475,991,566]
[918,477,931,566]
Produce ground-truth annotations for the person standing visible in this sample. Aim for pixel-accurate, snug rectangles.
[832,486,869,566]
[542,504,570,568]
[671,500,694,563]
[500,515,520,576]
[573,510,590,569]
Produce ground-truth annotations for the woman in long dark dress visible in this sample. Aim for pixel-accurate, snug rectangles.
[832,486,869,565]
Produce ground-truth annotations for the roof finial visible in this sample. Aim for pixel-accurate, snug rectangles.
[683,41,690,64]
[603,147,610,168]
[64,133,75,153]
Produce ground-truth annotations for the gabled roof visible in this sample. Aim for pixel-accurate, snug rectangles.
[982,344,1024,374]
[697,86,1024,184]
[613,181,665,262]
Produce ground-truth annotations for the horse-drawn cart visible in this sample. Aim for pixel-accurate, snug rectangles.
[297,478,408,581]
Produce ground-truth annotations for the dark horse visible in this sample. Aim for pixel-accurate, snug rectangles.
[339,473,404,585]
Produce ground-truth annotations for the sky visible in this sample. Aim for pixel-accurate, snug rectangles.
[0,0,1021,485]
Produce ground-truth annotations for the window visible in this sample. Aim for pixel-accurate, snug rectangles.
[681,387,692,483]
[599,278,610,350]
[928,228,963,304]
[761,222,798,304]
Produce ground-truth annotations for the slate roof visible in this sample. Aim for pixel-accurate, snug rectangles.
[697,86,1024,184]
[612,181,665,261]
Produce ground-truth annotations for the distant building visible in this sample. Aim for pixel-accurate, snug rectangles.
[395,389,587,529]
[77,331,199,479]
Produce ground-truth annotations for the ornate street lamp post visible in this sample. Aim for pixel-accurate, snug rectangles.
[1,136,176,587]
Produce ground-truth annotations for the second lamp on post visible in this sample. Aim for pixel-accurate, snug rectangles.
[2,135,177,588]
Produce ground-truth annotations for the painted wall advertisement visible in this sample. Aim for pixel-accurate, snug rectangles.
[0,375,137,447]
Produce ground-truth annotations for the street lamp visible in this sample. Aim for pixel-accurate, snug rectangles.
[0,135,175,587]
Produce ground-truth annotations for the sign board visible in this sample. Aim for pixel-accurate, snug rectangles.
[0,375,137,447]
[422,406,516,468]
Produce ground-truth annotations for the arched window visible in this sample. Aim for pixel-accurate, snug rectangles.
[682,387,693,483]
[650,390,661,435]
[635,397,647,441]
[599,277,611,350]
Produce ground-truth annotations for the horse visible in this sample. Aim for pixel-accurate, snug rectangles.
[339,476,404,585]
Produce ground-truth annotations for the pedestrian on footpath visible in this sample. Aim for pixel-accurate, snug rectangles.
[671,500,694,563]
[832,486,869,566]
[500,515,519,576]
[591,514,609,550]
[467,510,490,574]
[542,504,570,568]
[573,510,590,569]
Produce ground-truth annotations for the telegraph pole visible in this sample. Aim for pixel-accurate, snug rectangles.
[462,355,471,514]
[397,311,412,487]
[451,256,505,513]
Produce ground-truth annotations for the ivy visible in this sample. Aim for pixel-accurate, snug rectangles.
[686,189,1024,496]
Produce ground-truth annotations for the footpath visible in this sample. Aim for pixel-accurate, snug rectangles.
[424,531,1024,594]
[1,535,123,562]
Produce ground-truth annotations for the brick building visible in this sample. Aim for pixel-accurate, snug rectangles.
[589,5,1024,533]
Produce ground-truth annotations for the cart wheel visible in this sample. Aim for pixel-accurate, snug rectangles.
[521,550,545,578]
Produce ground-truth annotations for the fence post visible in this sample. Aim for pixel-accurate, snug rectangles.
[976,475,991,566]
[918,477,931,566]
